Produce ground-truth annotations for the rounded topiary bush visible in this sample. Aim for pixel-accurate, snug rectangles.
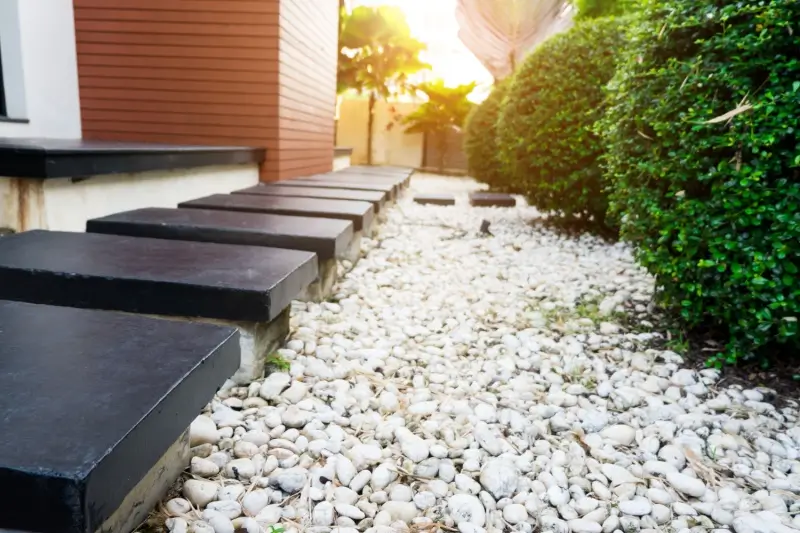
[496,17,626,227]
[597,0,800,363]
[464,81,511,191]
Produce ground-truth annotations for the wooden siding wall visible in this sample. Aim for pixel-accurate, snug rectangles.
[273,0,339,180]
[73,0,338,181]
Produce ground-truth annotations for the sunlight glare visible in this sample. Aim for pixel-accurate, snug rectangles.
[350,0,494,96]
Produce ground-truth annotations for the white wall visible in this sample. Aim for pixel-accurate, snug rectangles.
[0,0,82,138]
[336,98,424,168]
[0,164,260,233]
[333,154,351,171]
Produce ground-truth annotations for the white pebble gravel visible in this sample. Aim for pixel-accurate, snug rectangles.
[151,174,800,533]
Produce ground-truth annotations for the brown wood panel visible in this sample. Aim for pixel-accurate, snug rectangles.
[75,20,276,38]
[74,0,338,181]
[76,0,279,14]
[76,31,276,49]
[272,0,337,180]
[78,53,280,74]
[82,109,275,129]
[76,42,279,60]
[82,129,267,146]
[82,97,275,118]
[79,76,273,96]
[78,88,274,108]
[79,65,276,84]
[83,119,270,139]
[75,7,275,24]
[83,105,328,128]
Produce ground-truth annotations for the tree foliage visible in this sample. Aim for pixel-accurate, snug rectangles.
[337,5,429,164]
[573,0,639,19]
[597,0,800,363]
[337,5,429,97]
[403,80,476,172]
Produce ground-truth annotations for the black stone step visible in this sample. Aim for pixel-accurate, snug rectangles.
[87,207,354,261]
[296,174,403,194]
[469,192,517,207]
[345,165,412,177]
[414,193,456,206]
[339,166,412,186]
[328,171,408,185]
[275,178,396,199]
[234,184,387,213]
[0,138,264,179]
[0,300,239,533]
[180,194,375,233]
[0,230,317,322]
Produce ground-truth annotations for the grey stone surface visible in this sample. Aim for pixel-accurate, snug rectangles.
[88,207,354,260]
[0,301,238,533]
[414,193,456,206]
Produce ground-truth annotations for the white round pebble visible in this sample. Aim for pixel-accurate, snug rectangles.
[148,175,800,533]
[502,503,528,524]
[182,480,218,508]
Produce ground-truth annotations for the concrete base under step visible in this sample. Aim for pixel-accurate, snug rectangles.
[98,430,190,533]
[144,306,291,385]
[296,228,362,302]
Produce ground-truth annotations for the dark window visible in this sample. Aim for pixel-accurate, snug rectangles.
[0,41,6,117]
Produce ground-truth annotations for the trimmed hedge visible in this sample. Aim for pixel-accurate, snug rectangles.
[497,17,625,227]
[463,81,511,190]
[574,0,640,20]
[598,0,800,363]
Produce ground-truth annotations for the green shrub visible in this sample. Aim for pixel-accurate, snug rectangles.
[573,0,640,20]
[597,0,800,364]
[463,81,511,190]
[497,17,625,227]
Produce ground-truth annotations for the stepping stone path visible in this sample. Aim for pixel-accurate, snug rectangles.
[234,184,387,213]
[88,207,355,262]
[180,194,375,234]
[414,193,456,206]
[469,192,517,207]
[277,178,397,199]
[0,229,317,385]
[149,173,800,533]
[0,229,316,322]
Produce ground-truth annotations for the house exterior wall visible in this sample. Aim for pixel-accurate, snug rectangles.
[72,0,338,181]
[336,98,424,168]
[0,0,82,138]
[274,0,339,180]
[0,164,259,233]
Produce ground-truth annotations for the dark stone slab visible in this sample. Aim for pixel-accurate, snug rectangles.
[347,165,412,177]
[339,166,412,186]
[234,184,386,212]
[282,177,396,199]
[0,300,239,533]
[180,194,375,232]
[469,192,517,207]
[328,171,407,184]
[0,137,264,179]
[87,207,354,260]
[0,230,317,322]
[297,173,403,193]
[336,172,409,188]
[414,193,456,206]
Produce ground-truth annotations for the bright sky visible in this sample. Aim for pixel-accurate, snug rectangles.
[352,0,494,93]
